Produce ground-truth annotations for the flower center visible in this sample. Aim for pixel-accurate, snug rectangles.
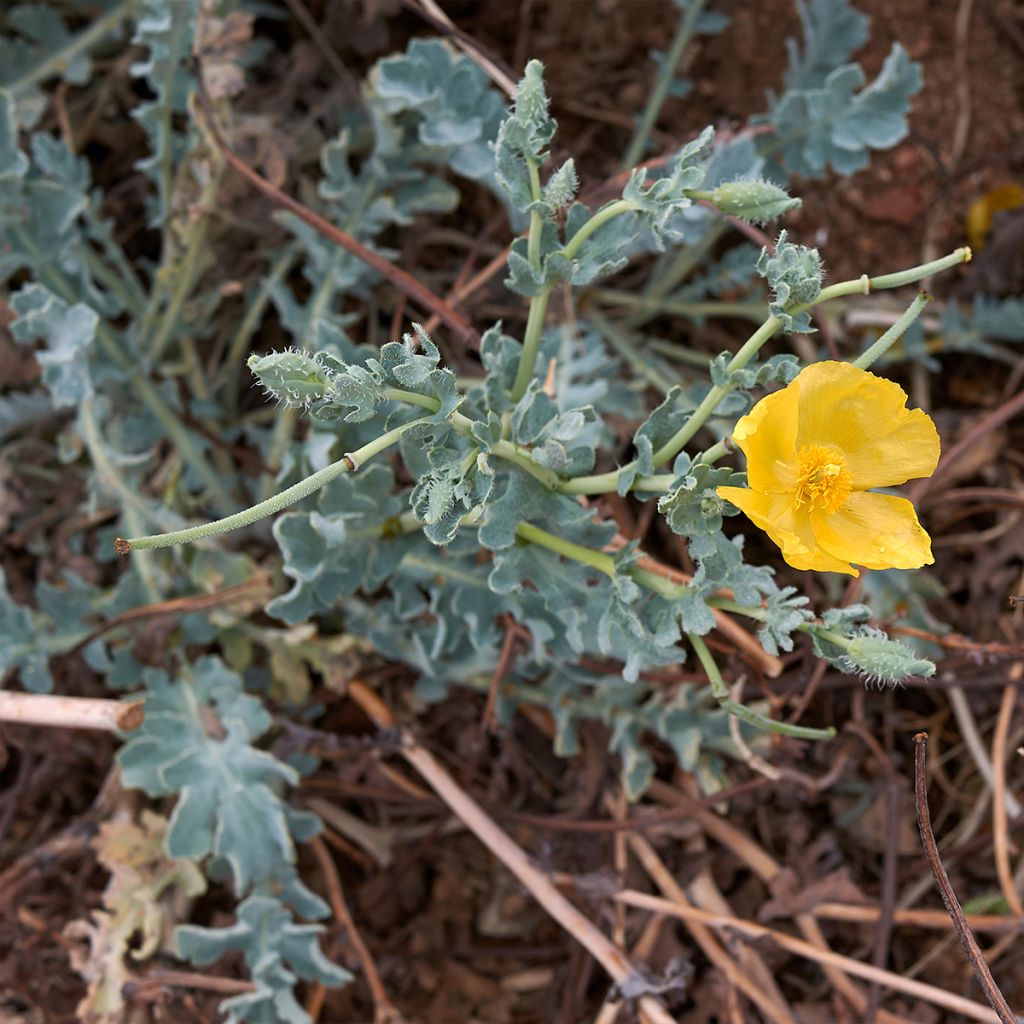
[795,444,852,513]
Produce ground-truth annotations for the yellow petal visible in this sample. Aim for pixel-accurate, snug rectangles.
[810,491,933,571]
[729,383,799,493]
[717,486,858,576]
[793,361,939,488]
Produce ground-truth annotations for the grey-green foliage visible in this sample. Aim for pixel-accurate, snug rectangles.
[118,657,328,918]
[131,0,200,222]
[0,4,107,127]
[0,4,951,1017]
[373,38,507,184]
[272,38,510,356]
[0,568,51,693]
[178,895,352,1024]
[757,230,823,332]
[765,8,922,177]
[10,284,97,406]
[0,567,117,693]
[784,0,870,92]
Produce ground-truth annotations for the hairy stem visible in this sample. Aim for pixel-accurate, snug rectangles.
[561,199,639,262]
[515,522,617,578]
[853,292,930,370]
[689,633,835,740]
[510,284,554,402]
[117,417,431,552]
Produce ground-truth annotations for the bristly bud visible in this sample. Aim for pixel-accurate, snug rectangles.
[247,350,333,409]
[493,60,557,212]
[810,620,935,686]
[710,179,801,224]
[756,229,823,333]
[839,633,935,686]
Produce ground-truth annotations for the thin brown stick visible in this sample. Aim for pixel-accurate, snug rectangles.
[913,732,1018,1024]
[991,687,1024,918]
[615,889,1006,1024]
[193,72,478,347]
[67,576,270,656]
[309,835,404,1024]
[811,902,1024,933]
[481,615,519,734]
[345,681,677,1024]
[0,692,143,732]
[625,833,797,1024]
[132,969,256,996]
[888,625,1024,658]
[865,776,901,1024]
[650,782,914,1024]
[407,0,518,96]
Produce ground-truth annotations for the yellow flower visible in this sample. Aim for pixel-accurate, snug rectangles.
[716,361,940,577]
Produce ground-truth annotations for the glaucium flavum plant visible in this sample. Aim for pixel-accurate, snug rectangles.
[118,62,967,746]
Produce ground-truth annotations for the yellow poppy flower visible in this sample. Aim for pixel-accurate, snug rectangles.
[717,361,940,577]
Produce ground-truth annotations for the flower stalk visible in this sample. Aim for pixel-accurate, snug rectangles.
[689,633,835,740]
[117,416,432,552]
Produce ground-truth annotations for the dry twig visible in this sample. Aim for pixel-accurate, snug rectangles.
[345,681,678,1024]
[0,692,143,732]
[650,781,916,1024]
[616,889,1008,1024]
[626,832,798,1024]
[913,732,1018,1024]
[992,685,1024,917]
[309,835,404,1024]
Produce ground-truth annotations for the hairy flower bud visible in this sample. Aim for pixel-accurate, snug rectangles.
[247,350,333,409]
[838,632,935,685]
[710,179,801,224]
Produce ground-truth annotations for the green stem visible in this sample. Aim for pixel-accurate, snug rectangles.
[510,196,646,404]
[510,284,553,402]
[515,522,617,578]
[118,416,430,551]
[561,199,639,262]
[868,248,971,290]
[5,0,132,95]
[853,292,930,370]
[621,0,706,170]
[689,632,835,741]
[526,159,544,271]
[653,315,780,466]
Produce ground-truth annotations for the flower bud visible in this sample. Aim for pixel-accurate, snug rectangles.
[247,350,332,409]
[840,633,935,685]
[711,179,801,224]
